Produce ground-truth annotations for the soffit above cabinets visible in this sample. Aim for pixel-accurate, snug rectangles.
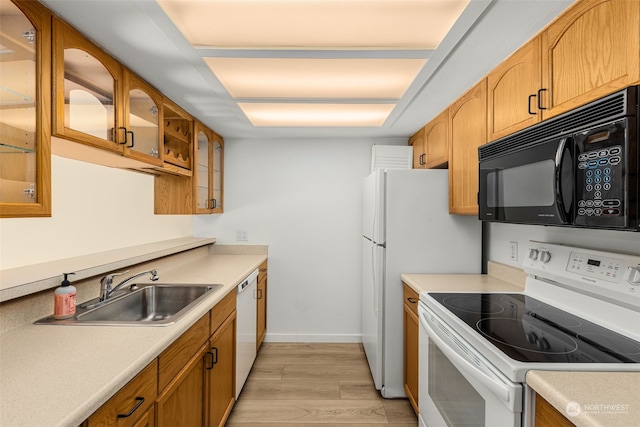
[157,0,469,128]
[39,0,577,138]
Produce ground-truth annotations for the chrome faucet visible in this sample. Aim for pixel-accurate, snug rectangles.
[99,269,159,301]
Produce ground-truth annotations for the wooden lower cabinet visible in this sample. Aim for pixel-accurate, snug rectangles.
[83,287,241,427]
[257,260,268,350]
[402,283,419,415]
[535,393,575,427]
[207,311,236,427]
[85,360,158,427]
[156,343,208,427]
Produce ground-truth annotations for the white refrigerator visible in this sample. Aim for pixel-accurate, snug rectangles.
[361,169,482,398]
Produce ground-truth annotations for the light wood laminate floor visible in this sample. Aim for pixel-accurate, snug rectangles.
[226,343,418,426]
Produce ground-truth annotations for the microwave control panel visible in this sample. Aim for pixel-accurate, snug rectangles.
[574,120,627,227]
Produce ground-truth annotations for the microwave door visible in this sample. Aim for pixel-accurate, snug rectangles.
[479,137,573,225]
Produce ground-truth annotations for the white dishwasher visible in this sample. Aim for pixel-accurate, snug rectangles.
[235,268,259,398]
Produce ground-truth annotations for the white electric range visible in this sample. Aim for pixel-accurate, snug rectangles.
[418,241,640,427]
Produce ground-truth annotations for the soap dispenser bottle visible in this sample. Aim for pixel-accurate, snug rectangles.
[54,272,76,319]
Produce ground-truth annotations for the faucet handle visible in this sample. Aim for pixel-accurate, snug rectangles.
[100,270,130,286]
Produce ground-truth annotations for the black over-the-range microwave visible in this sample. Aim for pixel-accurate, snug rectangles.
[478,85,639,231]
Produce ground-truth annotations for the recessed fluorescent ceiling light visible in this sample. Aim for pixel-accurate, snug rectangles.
[158,0,469,49]
[238,103,395,127]
[204,58,426,99]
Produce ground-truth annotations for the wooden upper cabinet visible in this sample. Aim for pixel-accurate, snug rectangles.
[448,80,487,215]
[211,134,224,213]
[541,0,640,119]
[487,37,542,141]
[122,72,164,167]
[423,109,449,168]
[1,0,51,218]
[53,17,123,152]
[408,127,425,169]
[53,17,168,169]
[193,122,221,214]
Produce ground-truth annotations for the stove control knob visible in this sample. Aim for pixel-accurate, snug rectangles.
[539,250,552,263]
[528,248,540,261]
[625,267,640,286]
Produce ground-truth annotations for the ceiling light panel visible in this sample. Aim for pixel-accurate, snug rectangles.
[158,0,470,49]
[204,58,426,99]
[238,103,395,127]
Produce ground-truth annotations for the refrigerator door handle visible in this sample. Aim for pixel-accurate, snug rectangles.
[371,242,378,315]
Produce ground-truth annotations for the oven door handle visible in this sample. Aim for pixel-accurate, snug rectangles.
[420,308,513,405]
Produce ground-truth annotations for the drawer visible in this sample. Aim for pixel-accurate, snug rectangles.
[403,283,419,316]
[211,289,236,335]
[158,314,209,392]
[87,359,157,427]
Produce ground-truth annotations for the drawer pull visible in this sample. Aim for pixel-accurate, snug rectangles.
[117,397,144,419]
[407,297,418,304]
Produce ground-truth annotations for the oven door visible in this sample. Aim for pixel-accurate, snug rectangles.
[478,135,574,226]
[418,303,523,427]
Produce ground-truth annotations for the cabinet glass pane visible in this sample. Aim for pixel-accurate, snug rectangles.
[213,139,222,208]
[196,131,210,209]
[129,88,159,157]
[63,48,114,140]
[0,1,37,203]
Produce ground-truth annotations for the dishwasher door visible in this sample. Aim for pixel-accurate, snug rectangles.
[235,268,259,398]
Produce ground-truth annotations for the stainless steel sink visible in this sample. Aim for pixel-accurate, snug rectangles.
[35,284,222,326]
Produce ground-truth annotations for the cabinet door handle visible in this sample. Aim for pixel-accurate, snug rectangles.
[407,297,418,304]
[118,126,128,145]
[257,288,263,300]
[126,130,135,148]
[211,199,217,209]
[537,88,547,110]
[117,397,145,418]
[419,153,426,165]
[528,94,537,115]
[206,349,217,370]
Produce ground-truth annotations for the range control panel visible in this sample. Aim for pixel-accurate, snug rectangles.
[567,251,625,283]
[523,241,640,307]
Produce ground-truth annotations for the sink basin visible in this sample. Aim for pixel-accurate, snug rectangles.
[35,284,222,326]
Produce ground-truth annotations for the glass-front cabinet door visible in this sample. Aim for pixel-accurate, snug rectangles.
[194,123,213,213]
[52,18,122,153]
[123,73,163,166]
[0,0,51,217]
[193,122,223,214]
[212,134,223,213]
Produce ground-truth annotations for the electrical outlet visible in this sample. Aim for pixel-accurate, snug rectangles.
[509,241,518,261]
[236,229,248,242]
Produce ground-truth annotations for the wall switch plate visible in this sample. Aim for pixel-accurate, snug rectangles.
[509,241,518,261]
[236,229,248,241]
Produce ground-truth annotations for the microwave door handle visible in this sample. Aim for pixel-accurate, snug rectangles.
[555,137,573,223]
[419,309,513,405]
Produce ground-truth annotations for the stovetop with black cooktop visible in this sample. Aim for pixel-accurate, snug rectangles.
[429,293,640,364]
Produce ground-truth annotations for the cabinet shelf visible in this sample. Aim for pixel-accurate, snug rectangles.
[0,143,35,154]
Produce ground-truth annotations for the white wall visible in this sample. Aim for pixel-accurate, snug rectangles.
[487,223,640,266]
[193,137,405,342]
[0,155,192,269]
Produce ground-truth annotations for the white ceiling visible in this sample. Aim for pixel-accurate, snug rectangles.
[40,0,575,140]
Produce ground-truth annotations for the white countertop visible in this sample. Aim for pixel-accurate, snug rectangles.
[0,250,266,427]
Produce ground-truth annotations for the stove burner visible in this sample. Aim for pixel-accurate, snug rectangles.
[577,333,640,356]
[441,296,504,315]
[476,317,579,355]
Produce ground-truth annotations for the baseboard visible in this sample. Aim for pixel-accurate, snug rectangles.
[263,333,362,343]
